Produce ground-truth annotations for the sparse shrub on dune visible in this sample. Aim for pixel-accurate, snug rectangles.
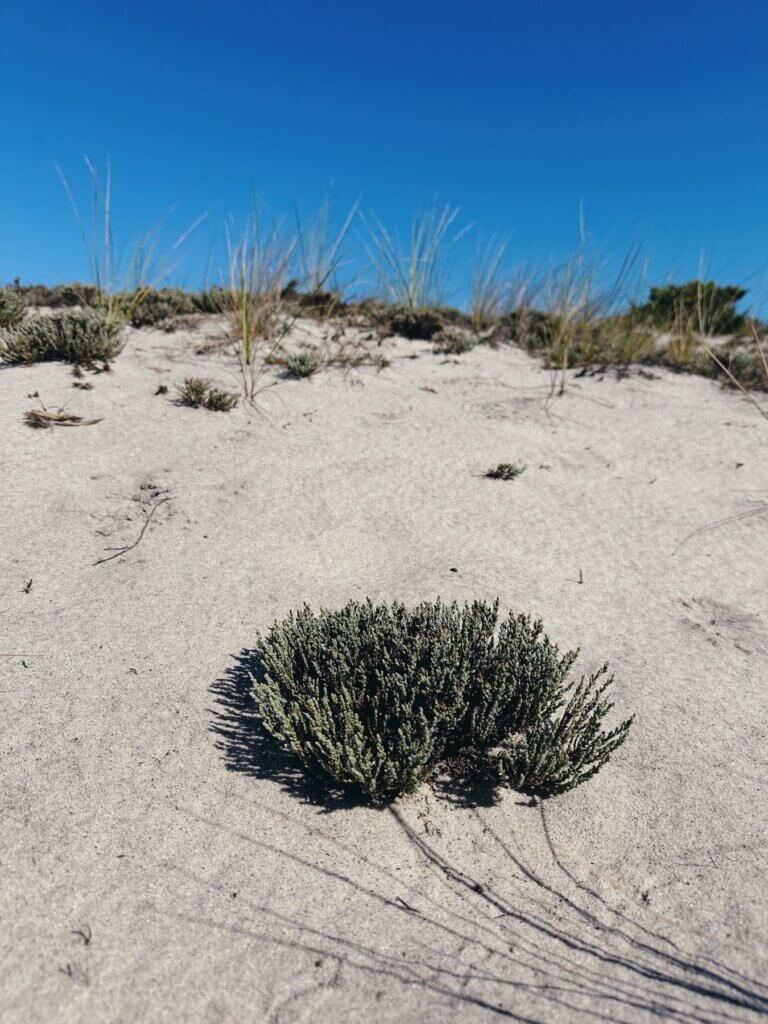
[388,307,444,340]
[634,281,747,337]
[0,310,124,365]
[123,287,198,328]
[250,599,632,802]
[436,332,476,355]
[191,286,228,314]
[285,351,323,378]
[176,377,238,411]
[0,287,26,330]
[15,282,99,309]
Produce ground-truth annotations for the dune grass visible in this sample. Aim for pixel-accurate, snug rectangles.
[223,211,297,400]
[295,197,359,305]
[364,204,469,310]
[470,237,508,334]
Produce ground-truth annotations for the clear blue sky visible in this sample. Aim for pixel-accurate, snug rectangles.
[2,0,767,309]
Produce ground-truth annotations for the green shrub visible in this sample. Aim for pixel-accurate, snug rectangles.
[0,310,124,365]
[285,351,323,378]
[494,672,631,797]
[485,462,525,480]
[193,286,228,314]
[281,280,346,318]
[502,308,560,351]
[0,288,26,329]
[176,377,238,411]
[437,332,476,355]
[250,600,632,802]
[15,282,98,308]
[634,281,747,336]
[123,287,198,328]
[388,307,443,340]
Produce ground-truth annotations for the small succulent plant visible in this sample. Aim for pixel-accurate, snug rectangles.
[285,351,323,378]
[176,377,238,411]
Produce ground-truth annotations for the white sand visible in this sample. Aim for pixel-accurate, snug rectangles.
[1,319,767,1022]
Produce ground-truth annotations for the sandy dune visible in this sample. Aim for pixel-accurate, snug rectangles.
[2,319,767,1022]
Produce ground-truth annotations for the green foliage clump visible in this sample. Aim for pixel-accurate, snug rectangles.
[250,600,632,802]
[486,462,525,480]
[193,286,228,314]
[14,282,99,308]
[176,377,238,411]
[122,287,198,328]
[502,309,561,351]
[494,671,632,797]
[285,351,323,378]
[0,310,123,365]
[634,281,747,336]
[437,332,476,355]
[388,307,443,340]
[0,288,26,329]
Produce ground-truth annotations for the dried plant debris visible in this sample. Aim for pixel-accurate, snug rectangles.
[485,462,525,480]
[93,495,172,566]
[24,407,102,429]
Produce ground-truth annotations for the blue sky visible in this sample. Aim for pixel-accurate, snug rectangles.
[2,0,767,309]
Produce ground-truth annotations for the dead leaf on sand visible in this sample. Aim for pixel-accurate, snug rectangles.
[24,409,102,429]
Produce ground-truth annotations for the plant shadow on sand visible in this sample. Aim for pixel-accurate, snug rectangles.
[208,655,768,1021]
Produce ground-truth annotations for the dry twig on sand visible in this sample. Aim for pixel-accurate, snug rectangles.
[93,496,172,566]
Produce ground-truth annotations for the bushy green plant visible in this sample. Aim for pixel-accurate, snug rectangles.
[0,310,123,365]
[176,377,238,411]
[388,307,443,340]
[15,282,99,308]
[437,332,476,355]
[502,308,560,351]
[193,286,228,314]
[122,287,198,328]
[0,288,26,329]
[634,281,746,336]
[494,670,631,796]
[285,351,323,378]
[250,600,632,802]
